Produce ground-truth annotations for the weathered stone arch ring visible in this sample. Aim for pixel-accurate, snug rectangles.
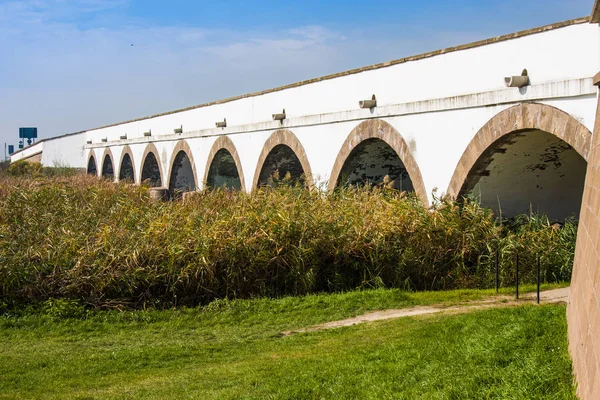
[101,147,115,179]
[446,102,593,199]
[328,119,429,205]
[167,140,199,190]
[118,145,136,183]
[87,150,98,176]
[203,136,247,191]
[139,143,164,186]
[252,130,314,189]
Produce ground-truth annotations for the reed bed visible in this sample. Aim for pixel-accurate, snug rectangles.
[0,174,577,309]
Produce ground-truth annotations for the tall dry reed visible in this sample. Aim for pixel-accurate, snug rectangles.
[0,174,577,309]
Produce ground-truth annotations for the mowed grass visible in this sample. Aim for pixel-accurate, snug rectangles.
[0,286,575,399]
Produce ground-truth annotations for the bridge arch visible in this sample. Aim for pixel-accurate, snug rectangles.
[87,152,98,176]
[167,140,198,194]
[203,136,246,191]
[253,130,314,188]
[328,119,428,205]
[118,145,135,183]
[101,148,115,180]
[139,143,163,187]
[447,103,592,220]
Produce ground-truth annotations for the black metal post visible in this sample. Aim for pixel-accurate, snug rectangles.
[516,252,519,300]
[495,249,499,293]
[537,255,541,304]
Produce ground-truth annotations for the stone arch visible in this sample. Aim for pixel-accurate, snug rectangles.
[203,136,246,191]
[447,103,592,220]
[167,140,198,193]
[139,143,164,187]
[87,152,98,176]
[328,119,428,205]
[118,145,135,183]
[101,147,115,180]
[252,130,314,188]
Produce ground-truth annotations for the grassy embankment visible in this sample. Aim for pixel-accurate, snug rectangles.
[0,169,577,398]
[0,286,575,399]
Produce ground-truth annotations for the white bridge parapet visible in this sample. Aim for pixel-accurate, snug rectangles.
[87,77,596,149]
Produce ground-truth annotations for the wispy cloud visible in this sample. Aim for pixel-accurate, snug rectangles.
[0,0,127,20]
[0,0,584,146]
[0,2,360,142]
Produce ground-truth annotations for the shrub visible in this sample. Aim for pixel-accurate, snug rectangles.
[0,160,9,174]
[7,160,43,177]
[0,175,578,309]
[41,298,86,320]
[6,160,80,178]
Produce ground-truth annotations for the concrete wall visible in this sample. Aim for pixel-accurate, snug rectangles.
[20,151,42,163]
[41,132,86,168]
[568,75,600,400]
[10,141,43,163]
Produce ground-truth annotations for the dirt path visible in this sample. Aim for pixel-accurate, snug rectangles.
[282,287,569,336]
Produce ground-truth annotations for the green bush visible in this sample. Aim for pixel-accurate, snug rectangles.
[5,160,79,178]
[0,160,9,174]
[0,175,578,309]
[7,160,43,176]
[41,298,86,320]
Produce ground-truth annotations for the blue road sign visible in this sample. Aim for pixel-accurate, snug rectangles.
[19,127,38,139]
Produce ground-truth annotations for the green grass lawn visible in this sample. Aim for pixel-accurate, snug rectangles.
[0,285,575,399]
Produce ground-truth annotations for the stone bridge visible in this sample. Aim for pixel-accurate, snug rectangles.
[13,16,600,220]
[10,5,600,399]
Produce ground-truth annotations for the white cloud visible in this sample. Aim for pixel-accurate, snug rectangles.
[0,0,502,147]
[0,3,359,144]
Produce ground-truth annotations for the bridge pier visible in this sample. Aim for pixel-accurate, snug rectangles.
[568,71,600,400]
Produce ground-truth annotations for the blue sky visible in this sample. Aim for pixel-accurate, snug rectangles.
[0,0,593,155]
